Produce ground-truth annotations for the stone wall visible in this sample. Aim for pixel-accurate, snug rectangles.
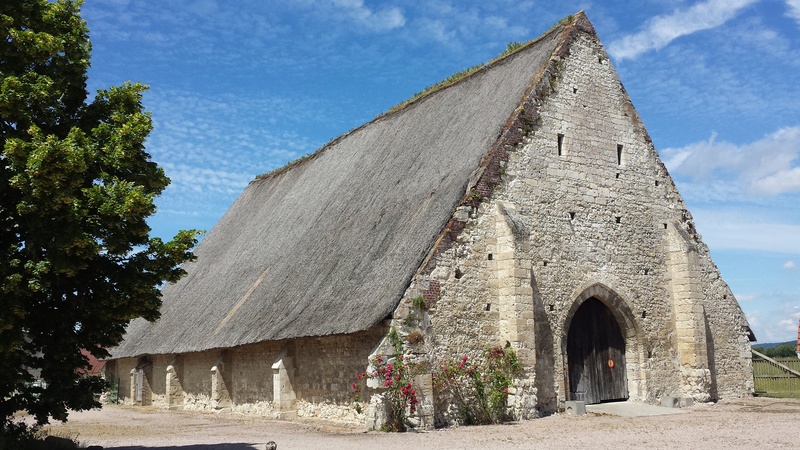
[294,328,386,404]
[180,350,219,410]
[696,246,755,399]
[106,326,385,422]
[390,28,752,421]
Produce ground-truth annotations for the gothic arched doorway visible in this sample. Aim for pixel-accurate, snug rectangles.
[566,297,628,404]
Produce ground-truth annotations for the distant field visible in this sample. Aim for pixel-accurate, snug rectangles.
[753,340,795,350]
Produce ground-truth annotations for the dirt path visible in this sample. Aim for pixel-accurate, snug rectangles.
[46,397,800,449]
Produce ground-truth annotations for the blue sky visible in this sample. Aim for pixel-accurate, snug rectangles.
[79,0,800,343]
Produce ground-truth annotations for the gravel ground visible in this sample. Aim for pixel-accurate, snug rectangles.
[45,397,800,450]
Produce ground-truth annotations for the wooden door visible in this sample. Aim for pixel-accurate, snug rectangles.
[567,298,628,404]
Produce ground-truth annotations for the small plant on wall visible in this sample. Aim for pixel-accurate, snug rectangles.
[432,346,522,425]
[353,329,422,431]
[411,295,427,310]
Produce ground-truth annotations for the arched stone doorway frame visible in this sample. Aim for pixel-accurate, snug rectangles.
[560,282,647,403]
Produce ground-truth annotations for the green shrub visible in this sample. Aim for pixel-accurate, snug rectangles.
[753,343,798,358]
[0,422,81,450]
[433,346,522,425]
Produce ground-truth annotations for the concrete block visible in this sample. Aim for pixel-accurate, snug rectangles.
[681,397,694,407]
[660,395,680,408]
[565,400,586,416]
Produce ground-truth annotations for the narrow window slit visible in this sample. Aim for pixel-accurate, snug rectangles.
[617,144,624,165]
[615,173,620,179]
[487,253,493,260]
[485,303,491,311]
[557,133,564,156]
[542,261,548,267]
[549,305,555,312]
[615,216,621,223]
[569,211,575,220]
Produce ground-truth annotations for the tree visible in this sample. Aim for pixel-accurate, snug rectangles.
[0,0,199,431]
[753,343,798,359]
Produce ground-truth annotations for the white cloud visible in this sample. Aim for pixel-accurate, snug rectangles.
[778,314,800,339]
[736,293,760,302]
[608,0,758,61]
[330,0,406,31]
[690,209,800,254]
[783,260,796,269]
[787,0,800,24]
[754,167,800,194]
[662,125,800,196]
[406,1,529,48]
[160,163,253,195]
[744,302,800,343]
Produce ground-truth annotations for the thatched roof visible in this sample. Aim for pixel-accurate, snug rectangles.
[111,12,593,358]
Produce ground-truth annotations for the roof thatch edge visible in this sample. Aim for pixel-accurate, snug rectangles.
[414,11,593,276]
[254,13,583,184]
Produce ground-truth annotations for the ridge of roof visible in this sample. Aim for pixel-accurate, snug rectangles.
[414,11,594,276]
[255,12,587,184]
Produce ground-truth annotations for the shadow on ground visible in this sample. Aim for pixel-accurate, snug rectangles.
[108,444,267,450]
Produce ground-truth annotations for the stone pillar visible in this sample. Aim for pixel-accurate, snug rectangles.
[165,356,183,410]
[363,336,435,430]
[272,356,296,419]
[796,318,800,359]
[129,368,138,405]
[411,372,434,429]
[494,202,534,355]
[665,224,711,402]
[210,353,232,409]
[494,202,537,419]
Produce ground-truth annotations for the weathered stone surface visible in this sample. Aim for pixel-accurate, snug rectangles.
[107,328,384,424]
[393,27,752,421]
[565,400,586,415]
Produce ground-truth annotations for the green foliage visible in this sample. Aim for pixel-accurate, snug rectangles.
[753,343,798,359]
[0,423,81,450]
[433,346,523,425]
[0,0,200,434]
[500,41,523,57]
[411,295,426,310]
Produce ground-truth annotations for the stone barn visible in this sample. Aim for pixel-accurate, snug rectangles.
[106,11,755,427]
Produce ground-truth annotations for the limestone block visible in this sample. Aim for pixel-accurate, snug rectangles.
[565,400,586,415]
[660,395,680,408]
[272,357,296,415]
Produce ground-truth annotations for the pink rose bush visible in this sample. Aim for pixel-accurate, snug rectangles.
[432,346,522,425]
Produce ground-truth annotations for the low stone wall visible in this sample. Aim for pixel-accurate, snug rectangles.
[106,326,385,424]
